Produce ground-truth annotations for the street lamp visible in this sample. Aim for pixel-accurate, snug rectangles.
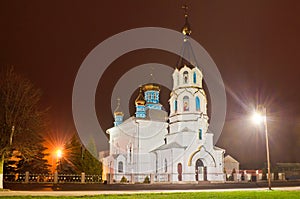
[252,106,271,190]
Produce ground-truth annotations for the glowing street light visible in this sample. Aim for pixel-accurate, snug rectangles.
[56,149,63,172]
[252,106,271,190]
[56,149,62,159]
[252,111,265,125]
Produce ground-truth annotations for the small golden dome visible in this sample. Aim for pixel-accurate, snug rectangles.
[135,88,146,106]
[182,14,192,36]
[114,98,124,116]
[142,83,160,92]
[114,111,124,116]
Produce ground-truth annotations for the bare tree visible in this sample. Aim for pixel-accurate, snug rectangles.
[0,67,46,188]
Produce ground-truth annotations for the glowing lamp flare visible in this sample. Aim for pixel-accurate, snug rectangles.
[56,149,62,159]
[252,111,265,124]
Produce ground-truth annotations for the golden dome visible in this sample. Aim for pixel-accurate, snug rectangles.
[142,83,160,92]
[182,14,192,36]
[114,98,124,116]
[135,88,146,106]
[114,111,124,116]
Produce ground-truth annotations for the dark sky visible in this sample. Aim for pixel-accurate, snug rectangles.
[1,0,300,169]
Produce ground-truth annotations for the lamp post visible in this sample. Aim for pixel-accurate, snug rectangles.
[56,149,62,172]
[134,120,140,182]
[252,106,271,190]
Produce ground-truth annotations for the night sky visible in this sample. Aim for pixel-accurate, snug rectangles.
[1,0,300,169]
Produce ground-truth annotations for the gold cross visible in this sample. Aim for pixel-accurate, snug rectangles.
[182,5,188,17]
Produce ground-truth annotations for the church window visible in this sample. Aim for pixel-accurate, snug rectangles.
[183,96,189,111]
[199,129,202,140]
[156,159,158,173]
[193,72,197,83]
[118,161,123,173]
[196,97,200,111]
[164,158,168,172]
[183,71,188,83]
[174,100,178,112]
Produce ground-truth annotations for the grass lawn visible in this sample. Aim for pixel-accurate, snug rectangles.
[0,190,300,199]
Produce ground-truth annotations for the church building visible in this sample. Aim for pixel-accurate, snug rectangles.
[102,9,226,183]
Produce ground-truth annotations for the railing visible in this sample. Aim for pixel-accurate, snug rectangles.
[106,172,225,183]
[3,172,102,183]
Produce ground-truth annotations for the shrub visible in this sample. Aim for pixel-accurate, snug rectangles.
[120,176,127,183]
[144,175,150,183]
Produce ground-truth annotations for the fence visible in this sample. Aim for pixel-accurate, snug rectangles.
[106,172,225,184]
[4,172,102,183]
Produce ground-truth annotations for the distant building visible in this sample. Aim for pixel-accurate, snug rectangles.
[224,155,239,174]
[276,163,300,180]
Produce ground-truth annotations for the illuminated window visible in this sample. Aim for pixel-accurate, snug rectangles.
[196,97,200,111]
[183,71,188,83]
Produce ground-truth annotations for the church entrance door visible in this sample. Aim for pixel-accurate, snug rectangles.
[177,163,182,181]
[195,159,207,181]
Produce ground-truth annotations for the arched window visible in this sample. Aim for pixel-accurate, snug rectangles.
[193,72,197,83]
[164,158,168,172]
[196,97,200,111]
[174,100,178,112]
[183,96,189,111]
[183,71,188,83]
[118,161,123,173]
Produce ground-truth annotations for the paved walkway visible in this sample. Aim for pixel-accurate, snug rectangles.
[1,186,300,196]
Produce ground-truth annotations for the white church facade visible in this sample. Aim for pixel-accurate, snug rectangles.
[102,10,226,183]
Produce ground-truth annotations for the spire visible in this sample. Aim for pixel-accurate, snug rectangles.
[135,87,146,106]
[114,98,124,126]
[147,66,155,83]
[176,4,198,69]
[114,98,123,116]
[135,87,146,118]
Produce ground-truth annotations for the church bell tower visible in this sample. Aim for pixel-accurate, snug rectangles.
[167,5,209,147]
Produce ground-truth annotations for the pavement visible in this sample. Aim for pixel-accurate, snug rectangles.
[0,186,300,196]
[1,181,300,196]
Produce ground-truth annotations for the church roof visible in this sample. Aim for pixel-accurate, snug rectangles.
[106,114,168,135]
[112,154,127,160]
[214,146,226,151]
[142,83,160,92]
[145,108,168,122]
[224,155,239,163]
[150,142,186,152]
